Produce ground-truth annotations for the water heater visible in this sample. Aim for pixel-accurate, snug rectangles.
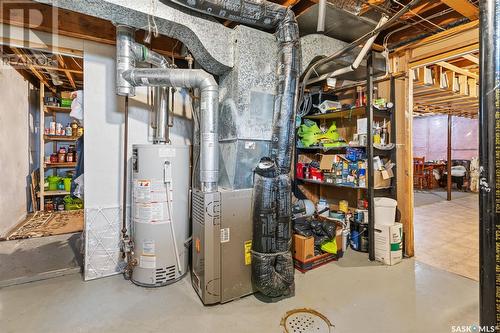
[131,144,190,287]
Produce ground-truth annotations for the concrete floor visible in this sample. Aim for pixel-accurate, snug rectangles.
[0,233,82,287]
[0,250,478,333]
[414,190,478,280]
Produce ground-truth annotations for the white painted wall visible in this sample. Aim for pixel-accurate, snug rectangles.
[83,40,193,279]
[0,66,29,236]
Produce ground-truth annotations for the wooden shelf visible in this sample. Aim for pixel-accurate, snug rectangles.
[44,135,79,142]
[297,178,366,190]
[297,178,392,191]
[304,106,392,120]
[304,107,365,120]
[45,162,76,168]
[44,105,72,114]
[297,145,364,151]
[37,190,70,197]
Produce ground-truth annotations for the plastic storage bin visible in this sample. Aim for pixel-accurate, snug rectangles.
[374,197,397,226]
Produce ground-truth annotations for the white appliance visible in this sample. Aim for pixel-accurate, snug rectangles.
[130,144,190,286]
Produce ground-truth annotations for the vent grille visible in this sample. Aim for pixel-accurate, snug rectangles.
[155,265,176,285]
[192,192,205,226]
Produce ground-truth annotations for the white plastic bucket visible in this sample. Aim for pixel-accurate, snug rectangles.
[374,197,397,226]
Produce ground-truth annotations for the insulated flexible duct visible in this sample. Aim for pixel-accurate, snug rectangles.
[166,0,287,29]
[254,9,299,298]
[122,68,219,192]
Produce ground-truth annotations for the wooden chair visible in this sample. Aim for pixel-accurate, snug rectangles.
[413,157,428,190]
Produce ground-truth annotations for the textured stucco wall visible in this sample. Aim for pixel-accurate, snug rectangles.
[413,115,478,161]
[0,66,29,236]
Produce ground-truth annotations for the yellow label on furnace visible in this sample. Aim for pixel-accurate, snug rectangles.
[244,240,252,265]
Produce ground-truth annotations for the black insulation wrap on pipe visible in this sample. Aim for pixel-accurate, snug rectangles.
[251,9,299,299]
[251,159,294,297]
[165,0,287,29]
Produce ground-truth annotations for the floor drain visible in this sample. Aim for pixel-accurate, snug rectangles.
[281,308,334,333]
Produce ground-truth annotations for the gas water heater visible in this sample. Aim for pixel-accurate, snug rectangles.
[130,144,190,286]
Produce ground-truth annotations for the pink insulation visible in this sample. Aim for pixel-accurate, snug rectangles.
[413,115,478,161]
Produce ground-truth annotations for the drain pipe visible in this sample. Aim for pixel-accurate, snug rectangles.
[122,68,219,193]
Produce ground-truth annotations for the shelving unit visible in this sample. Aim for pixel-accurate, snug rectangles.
[38,84,78,211]
[294,52,398,261]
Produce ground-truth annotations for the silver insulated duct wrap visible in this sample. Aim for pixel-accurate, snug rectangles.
[123,68,219,192]
[251,9,299,299]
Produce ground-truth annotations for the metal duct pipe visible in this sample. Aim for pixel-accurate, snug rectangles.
[153,87,170,143]
[307,15,388,85]
[123,68,219,192]
[166,0,287,29]
[317,0,327,33]
[116,25,140,97]
[116,25,173,143]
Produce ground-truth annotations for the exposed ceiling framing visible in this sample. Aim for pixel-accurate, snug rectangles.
[413,52,479,118]
[1,45,83,91]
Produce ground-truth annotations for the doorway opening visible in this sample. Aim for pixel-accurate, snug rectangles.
[0,44,85,287]
[411,52,479,281]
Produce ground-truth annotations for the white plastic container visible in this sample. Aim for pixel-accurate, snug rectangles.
[374,197,397,226]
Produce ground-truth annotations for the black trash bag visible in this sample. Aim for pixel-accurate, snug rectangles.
[293,217,313,237]
[251,251,295,298]
[310,220,324,236]
[322,221,337,239]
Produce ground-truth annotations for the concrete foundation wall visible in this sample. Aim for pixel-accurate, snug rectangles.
[0,66,29,236]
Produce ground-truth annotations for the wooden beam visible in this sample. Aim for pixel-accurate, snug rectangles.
[0,1,184,60]
[463,54,479,64]
[55,54,75,89]
[11,47,55,92]
[7,62,83,74]
[447,113,452,200]
[436,61,479,79]
[440,0,479,20]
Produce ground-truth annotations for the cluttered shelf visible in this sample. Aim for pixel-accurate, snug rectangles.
[297,177,366,189]
[303,106,393,121]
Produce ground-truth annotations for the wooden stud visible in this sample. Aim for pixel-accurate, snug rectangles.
[55,54,76,89]
[440,0,479,20]
[437,61,479,79]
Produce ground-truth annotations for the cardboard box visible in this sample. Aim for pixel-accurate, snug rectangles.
[374,223,403,266]
[61,91,72,99]
[293,234,315,262]
[373,159,394,189]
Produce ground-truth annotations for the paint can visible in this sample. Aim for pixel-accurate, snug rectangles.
[350,220,368,252]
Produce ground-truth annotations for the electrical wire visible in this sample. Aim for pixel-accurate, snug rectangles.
[393,0,445,32]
